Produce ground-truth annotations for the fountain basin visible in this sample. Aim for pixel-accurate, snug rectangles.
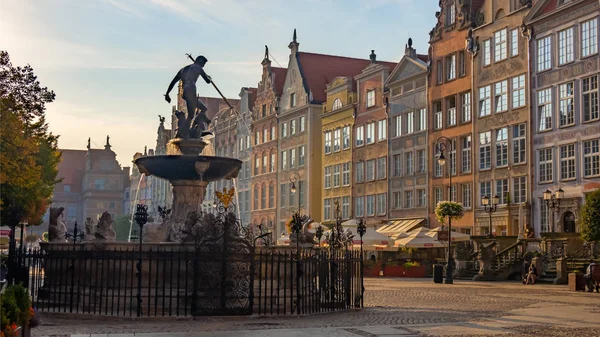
[135,155,242,181]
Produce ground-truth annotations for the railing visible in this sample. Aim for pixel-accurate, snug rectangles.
[491,241,524,272]
[12,245,362,317]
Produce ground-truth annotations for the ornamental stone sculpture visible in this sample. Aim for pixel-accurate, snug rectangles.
[95,212,116,241]
[48,207,67,243]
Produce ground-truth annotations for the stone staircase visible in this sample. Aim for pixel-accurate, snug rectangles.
[456,241,525,281]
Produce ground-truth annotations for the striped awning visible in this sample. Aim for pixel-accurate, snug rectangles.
[377,218,426,237]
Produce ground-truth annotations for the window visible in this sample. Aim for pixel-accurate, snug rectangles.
[417,149,426,173]
[261,104,267,117]
[280,183,287,207]
[538,88,552,131]
[434,102,442,129]
[405,152,414,175]
[290,148,296,168]
[583,75,599,122]
[64,185,71,192]
[512,75,525,109]
[263,128,268,143]
[537,36,551,71]
[289,184,295,206]
[376,193,386,215]
[356,126,364,146]
[560,144,576,180]
[461,92,471,122]
[299,146,305,166]
[324,166,331,189]
[417,108,426,131]
[281,151,287,170]
[461,135,471,173]
[270,152,276,172]
[417,189,426,207]
[479,86,491,117]
[366,159,375,181]
[377,157,386,179]
[513,124,526,165]
[342,162,350,186]
[511,28,519,57]
[448,106,456,126]
[366,195,375,216]
[558,27,574,65]
[269,185,274,208]
[342,196,350,220]
[450,185,457,202]
[246,135,250,149]
[324,199,331,220]
[540,203,550,233]
[446,54,456,80]
[324,131,332,154]
[253,186,259,210]
[404,191,414,208]
[494,29,507,62]
[479,181,491,206]
[496,127,508,167]
[332,98,342,111]
[559,82,575,127]
[261,185,266,209]
[462,184,472,209]
[355,196,364,217]
[333,164,341,188]
[458,50,465,76]
[483,39,491,66]
[437,60,443,84]
[299,116,305,132]
[513,176,527,204]
[394,154,402,176]
[290,93,296,107]
[584,139,600,177]
[290,119,297,135]
[333,128,341,152]
[434,155,443,177]
[263,154,268,173]
[495,80,508,113]
[581,18,598,57]
[479,131,491,170]
[394,115,402,137]
[446,3,455,25]
[393,192,401,209]
[356,161,364,183]
[407,111,415,133]
[377,120,387,141]
[367,90,375,108]
[238,138,244,152]
[450,139,456,175]
[255,131,260,145]
[539,148,553,183]
[281,122,288,137]
[342,126,351,149]
[434,187,442,206]
[366,123,375,144]
[496,179,509,204]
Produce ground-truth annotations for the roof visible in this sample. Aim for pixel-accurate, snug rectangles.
[296,52,397,103]
[56,149,87,192]
[417,54,429,63]
[271,67,287,96]
[197,96,240,120]
[247,87,258,109]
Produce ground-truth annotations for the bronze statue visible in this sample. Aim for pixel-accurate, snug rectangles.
[164,55,212,139]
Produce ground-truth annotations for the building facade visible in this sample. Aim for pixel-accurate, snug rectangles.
[251,48,286,235]
[428,0,483,233]
[472,0,533,236]
[385,40,430,227]
[237,87,256,227]
[526,0,600,235]
[321,76,356,226]
[353,52,396,227]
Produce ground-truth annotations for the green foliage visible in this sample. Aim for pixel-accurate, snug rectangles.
[581,190,600,242]
[435,201,464,224]
[114,215,132,241]
[403,260,420,269]
[0,50,61,227]
[1,284,33,333]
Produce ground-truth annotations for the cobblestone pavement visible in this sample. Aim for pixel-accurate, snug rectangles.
[33,278,600,337]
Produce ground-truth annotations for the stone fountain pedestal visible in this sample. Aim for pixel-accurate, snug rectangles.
[135,138,242,242]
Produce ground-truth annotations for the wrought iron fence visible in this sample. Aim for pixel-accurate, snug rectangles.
[13,245,362,317]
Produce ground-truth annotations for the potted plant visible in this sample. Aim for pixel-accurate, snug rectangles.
[1,284,34,337]
[435,201,465,225]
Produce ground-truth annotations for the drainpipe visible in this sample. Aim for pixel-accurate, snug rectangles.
[522,23,534,237]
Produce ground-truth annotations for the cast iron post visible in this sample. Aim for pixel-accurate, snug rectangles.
[134,204,148,317]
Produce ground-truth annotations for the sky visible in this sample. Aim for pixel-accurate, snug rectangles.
[0,0,439,167]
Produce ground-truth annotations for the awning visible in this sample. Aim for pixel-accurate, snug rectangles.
[394,227,446,249]
[377,218,426,237]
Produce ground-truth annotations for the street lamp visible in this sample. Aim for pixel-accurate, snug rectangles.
[481,195,499,238]
[357,218,366,307]
[289,171,302,314]
[289,172,300,213]
[435,136,454,284]
[542,188,564,232]
[134,204,148,317]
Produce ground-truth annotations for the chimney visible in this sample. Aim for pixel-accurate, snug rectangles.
[405,38,417,58]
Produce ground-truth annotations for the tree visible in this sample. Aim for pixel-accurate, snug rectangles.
[435,201,464,224]
[0,51,61,227]
[581,190,600,243]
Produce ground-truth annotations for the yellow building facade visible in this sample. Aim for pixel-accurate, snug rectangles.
[320,76,356,225]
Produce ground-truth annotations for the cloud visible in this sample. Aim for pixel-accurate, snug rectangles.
[105,0,148,18]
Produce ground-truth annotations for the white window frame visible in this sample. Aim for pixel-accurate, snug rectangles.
[479,181,491,207]
[496,127,508,168]
[356,161,364,183]
[559,82,575,127]
[538,148,553,183]
[479,86,491,117]
[462,135,471,173]
[366,90,375,108]
[581,18,598,58]
[377,157,386,180]
[479,131,491,170]
[461,92,471,122]
[342,162,351,186]
[333,128,341,152]
[333,164,341,188]
[405,152,414,175]
[512,75,525,109]
[407,111,414,134]
[558,27,574,65]
[483,39,491,66]
[511,28,519,57]
[584,139,600,178]
[342,126,351,149]
[366,159,375,181]
[404,190,414,208]
[356,126,365,147]
[513,124,526,165]
[496,179,509,204]
[324,131,332,154]
[324,166,331,189]
[366,123,375,144]
[366,195,375,216]
[376,193,386,216]
[494,28,508,62]
[377,120,387,141]
[560,143,576,181]
[355,196,364,217]
[448,107,457,126]
[537,36,551,72]
[462,184,472,209]
[417,108,426,131]
[446,54,456,80]
[538,88,552,132]
[495,80,508,113]
[417,149,426,173]
[394,115,402,137]
[582,75,599,122]
[394,154,402,177]
[513,176,527,204]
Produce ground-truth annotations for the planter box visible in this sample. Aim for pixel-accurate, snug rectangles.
[363,266,382,277]
[382,265,426,278]
[568,272,585,292]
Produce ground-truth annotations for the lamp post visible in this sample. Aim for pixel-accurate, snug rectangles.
[134,204,148,317]
[289,171,302,314]
[481,195,499,238]
[357,218,366,307]
[542,188,564,232]
[289,172,301,214]
[435,136,454,284]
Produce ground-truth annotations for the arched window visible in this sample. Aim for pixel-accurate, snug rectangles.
[261,184,267,209]
[270,123,276,140]
[332,98,343,111]
[270,150,276,172]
